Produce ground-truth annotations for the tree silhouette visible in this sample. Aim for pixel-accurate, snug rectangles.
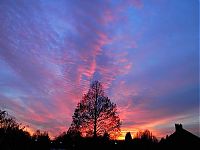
[0,109,32,149]
[68,80,121,139]
[125,132,132,142]
[0,109,19,130]
[32,130,50,150]
[135,129,158,143]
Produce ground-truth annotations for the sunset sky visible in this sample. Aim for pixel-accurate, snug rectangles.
[0,0,199,139]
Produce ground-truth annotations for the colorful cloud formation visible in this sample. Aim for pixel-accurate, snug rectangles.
[0,0,199,139]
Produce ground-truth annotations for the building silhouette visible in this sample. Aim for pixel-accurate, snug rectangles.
[160,124,200,148]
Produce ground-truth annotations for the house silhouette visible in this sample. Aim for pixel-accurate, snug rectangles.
[160,124,200,148]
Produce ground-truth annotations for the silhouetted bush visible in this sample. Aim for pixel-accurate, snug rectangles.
[125,132,132,142]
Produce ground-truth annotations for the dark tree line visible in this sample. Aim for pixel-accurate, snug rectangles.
[52,129,162,150]
[0,109,50,150]
[123,130,159,150]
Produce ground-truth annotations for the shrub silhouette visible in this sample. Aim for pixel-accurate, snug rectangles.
[125,132,132,142]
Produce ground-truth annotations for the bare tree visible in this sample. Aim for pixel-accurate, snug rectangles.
[68,81,121,139]
[135,129,158,143]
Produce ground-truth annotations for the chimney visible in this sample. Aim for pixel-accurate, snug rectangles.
[175,123,183,132]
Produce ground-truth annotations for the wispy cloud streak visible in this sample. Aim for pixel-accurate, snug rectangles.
[0,0,198,138]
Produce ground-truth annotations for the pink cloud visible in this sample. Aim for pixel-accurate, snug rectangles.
[1,0,197,140]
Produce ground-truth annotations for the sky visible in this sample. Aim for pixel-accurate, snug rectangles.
[0,0,199,139]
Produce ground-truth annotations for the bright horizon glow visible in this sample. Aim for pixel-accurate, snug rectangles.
[0,0,199,140]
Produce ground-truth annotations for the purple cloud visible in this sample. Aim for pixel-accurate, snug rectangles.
[0,0,198,139]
